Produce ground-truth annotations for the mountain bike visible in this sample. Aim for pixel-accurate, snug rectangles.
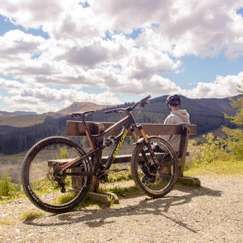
[21,96,178,213]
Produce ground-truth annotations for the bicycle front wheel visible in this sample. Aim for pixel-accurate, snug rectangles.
[21,136,92,213]
[131,136,178,198]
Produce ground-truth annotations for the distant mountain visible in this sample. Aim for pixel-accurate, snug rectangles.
[0,95,241,155]
[0,111,37,117]
[58,102,106,115]
[0,102,106,127]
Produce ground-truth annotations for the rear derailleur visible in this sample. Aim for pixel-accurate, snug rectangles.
[47,163,67,193]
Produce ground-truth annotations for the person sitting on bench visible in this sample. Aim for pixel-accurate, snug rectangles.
[140,94,191,183]
[164,94,191,152]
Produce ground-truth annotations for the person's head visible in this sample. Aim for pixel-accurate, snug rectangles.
[166,94,181,111]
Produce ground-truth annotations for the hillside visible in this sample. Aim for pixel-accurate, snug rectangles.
[0,114,49,127]
[0,95,241,155]
[58,102,106,115]
[0,111,37,117]
[0,102,106,127]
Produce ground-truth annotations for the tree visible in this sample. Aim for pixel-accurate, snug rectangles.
[223,96,243,159]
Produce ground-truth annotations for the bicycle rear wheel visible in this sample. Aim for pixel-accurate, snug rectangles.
[21,136,92,213]
[131,136,178,198]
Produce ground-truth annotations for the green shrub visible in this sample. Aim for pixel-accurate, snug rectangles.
[188,97,243,173]
[224,129,243,160]
[20,210,44,222]
[192,133,229,165]
[108,185,139,197]
[0,178,10,197]
[223,97,243,160]
[58,147,69,159]
[55,192,76,205]
[107,170,132,183]
[0,177,21,199]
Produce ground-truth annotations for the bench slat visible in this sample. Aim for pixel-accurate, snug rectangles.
[67,121,197,136]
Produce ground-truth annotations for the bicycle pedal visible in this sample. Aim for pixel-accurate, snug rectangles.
[98,173,108,182]
[60,186,66,193]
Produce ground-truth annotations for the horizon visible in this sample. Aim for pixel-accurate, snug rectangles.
[0,1,243,113]
[1,93,242,114]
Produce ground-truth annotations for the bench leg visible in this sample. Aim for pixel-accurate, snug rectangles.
[91,176,100,192]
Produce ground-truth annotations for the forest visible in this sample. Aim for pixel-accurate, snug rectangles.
[0,95,240,155]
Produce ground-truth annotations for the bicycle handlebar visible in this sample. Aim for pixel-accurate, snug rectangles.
[70,96,151,120]
[105,95,151,114]
[71,110,95,119]
[104,108,126,114]
[131,95,151,110]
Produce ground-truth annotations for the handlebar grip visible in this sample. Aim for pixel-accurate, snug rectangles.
[141,95,151,104]
[71,113,82,119]
[142,95,151,102]
[71,111,95,117]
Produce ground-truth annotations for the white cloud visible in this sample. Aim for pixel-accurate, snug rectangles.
[0,0,243,112]
[127,48,180,80]
[2,0,243,58]
[61,42,110,68]
[0,1,70,31]
[0,30,44,61]
[0,78,119,113]
[94,0,243,58]
[184,72,243,98]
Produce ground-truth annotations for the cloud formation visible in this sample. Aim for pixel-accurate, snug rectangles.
[0,0,243,112]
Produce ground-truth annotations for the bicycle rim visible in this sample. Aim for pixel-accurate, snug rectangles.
[22,137,92,212]
[132,136,178,197]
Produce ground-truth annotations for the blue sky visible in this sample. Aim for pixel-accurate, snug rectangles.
[167,54,243,88]
[0,15,49,38]
[0,1,242,113]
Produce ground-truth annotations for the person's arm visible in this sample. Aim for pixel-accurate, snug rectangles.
[163,115,176,142]
[164,114,181,152]
[164,115,177,125]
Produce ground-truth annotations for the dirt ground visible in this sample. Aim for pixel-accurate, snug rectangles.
[0,175,243,243]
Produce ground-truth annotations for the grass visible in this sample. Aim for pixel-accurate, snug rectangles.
[185,159,243,176]
[20,210,44,222]
[80,196,104,208]
[73,193,113,209]
[0,218,15,225]
[1,154,242,209]
[107,185,140,197]
[100,178,141,197]
[55,192,76,205]
[31,177,59,195]
[54,190,117,209]
[107,169,132,183]
[0,177,22,200]
[54,181,140,209]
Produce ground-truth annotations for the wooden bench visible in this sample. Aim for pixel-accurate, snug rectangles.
[66,121,200,191]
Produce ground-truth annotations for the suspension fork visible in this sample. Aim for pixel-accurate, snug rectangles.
[136,124,148,142]
[137,125,159,167]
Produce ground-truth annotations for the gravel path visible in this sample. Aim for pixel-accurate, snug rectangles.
[0,175,243,243]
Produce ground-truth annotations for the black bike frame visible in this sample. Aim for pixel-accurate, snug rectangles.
[60,112,138,174]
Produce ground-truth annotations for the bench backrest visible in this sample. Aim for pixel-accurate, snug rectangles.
[66,121,197,177]
[67,121,197,136]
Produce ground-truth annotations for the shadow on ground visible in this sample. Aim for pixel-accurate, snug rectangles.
[25,185,222,233]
